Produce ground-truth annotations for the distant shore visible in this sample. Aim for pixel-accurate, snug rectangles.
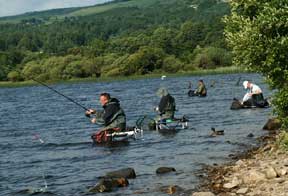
[0,66,246,88]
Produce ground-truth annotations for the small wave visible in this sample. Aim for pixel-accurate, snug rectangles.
[43,141,92,148]
[15,188,56,195]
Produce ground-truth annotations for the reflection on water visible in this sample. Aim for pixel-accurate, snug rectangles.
[0,73,273,195]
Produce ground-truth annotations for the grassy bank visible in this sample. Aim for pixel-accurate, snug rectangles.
[0,66,246,88]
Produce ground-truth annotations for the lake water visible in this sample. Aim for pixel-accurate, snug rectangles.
[0,73,273,196]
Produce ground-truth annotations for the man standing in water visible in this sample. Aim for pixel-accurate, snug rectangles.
[155,87,176,120]
[85,93,126,132]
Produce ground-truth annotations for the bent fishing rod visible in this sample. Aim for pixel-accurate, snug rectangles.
[32,78,89,111]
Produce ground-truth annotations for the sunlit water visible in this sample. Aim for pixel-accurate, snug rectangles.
[0,73,273,196]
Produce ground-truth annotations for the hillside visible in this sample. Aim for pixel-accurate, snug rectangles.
[0,0,169,24]
[0,0,231,82]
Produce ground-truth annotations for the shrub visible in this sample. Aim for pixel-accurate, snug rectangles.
[276,131,288,150]
[7,71,22,82]
[192,47,232,69]
[162,56,184,73]
[21,61,43,80]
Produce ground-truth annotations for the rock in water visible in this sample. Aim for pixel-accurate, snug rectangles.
[230,98,243,110]
[105,168,136,179]
[247,133,254,137]
[88,177,129,193]
[156,167,176,174]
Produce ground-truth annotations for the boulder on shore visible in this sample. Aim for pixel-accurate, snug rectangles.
[263,118,282,131]
[159,185,184,194]
[192,192,215,196]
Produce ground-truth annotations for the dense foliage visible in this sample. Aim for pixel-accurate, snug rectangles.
[224,0,288,127]
[0,0,231,81]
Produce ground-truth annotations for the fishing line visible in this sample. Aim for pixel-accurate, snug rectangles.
[5,66,89,111]
[31,77,89,111]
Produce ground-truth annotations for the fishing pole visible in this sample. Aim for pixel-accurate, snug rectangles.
[31,77,89,111]
[7,66,89,111]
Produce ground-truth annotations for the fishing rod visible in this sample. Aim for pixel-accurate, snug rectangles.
[31,77,89,111]
[7,67,89,111]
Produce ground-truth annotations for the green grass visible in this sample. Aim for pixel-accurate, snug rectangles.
[276,131,288,151]
[0,66,247,88]
[0,80,37,88]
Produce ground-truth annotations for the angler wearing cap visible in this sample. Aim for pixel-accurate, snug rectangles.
[155,87,176,120]
[242,80,266,107]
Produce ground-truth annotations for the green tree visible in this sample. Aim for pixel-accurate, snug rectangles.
[0,66,6,80]
[17,35,38,51]
[174,21,206,55]
[87,38,107,56]
[192,46,232,69]
[124,46,165,75]
[64,61,85,78]
[151,27,177,54]
[224,0,288,126]
[21,61,43,80]
[7,71,22,82]
[162,55,184,73]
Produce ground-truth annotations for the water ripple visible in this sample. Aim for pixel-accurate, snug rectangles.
[0,73,272,195]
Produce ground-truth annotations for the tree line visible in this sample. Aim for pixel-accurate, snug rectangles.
[224,0,288,127]
[0,0,231,81]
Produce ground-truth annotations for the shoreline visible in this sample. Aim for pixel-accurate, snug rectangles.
[195,128,288,196]
[0,66,246,88]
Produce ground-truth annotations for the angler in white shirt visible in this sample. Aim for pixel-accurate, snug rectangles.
[242,80,263,105]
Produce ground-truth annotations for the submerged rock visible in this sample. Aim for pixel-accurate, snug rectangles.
[105,168,136,179]
[230,99,243,110]
[156,167,176,174]
[247,133,254,137]
[263,118,282,131]
[88,177,129,193]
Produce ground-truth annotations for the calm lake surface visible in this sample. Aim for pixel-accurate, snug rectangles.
[0,73,273,196]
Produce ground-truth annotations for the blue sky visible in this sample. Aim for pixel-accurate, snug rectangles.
[0,0,112,17]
